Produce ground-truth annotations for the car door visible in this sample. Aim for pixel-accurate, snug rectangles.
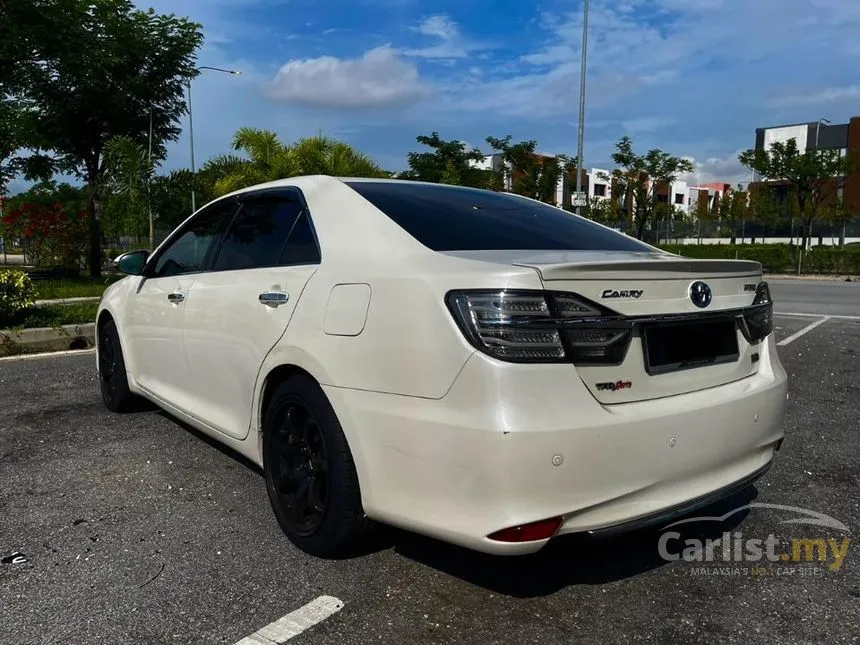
[181,189,321,439]
[124,198,238,409]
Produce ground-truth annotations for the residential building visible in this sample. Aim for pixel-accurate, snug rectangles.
[752,116,860,215]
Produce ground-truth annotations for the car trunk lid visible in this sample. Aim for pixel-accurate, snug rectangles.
[443,249,765,404]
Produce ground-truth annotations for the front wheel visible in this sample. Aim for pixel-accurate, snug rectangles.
[262,375,374,557]
[98,318,137,412]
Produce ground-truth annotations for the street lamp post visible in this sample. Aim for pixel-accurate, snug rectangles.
[574,0,590,216]
[188,66,241,214]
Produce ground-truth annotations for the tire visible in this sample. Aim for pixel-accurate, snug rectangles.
[98,318,137,413]
[263,375,374,557]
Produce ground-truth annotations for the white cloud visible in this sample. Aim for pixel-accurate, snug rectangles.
[403,14,490,60]
[266,45,431,108]
[769,84,860,107]
[621,116,675,134]
[413,15,458,40]
[680,151,752,187]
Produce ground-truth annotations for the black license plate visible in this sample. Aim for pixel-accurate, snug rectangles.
[643,319,739,375]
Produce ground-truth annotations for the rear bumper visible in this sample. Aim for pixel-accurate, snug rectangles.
[325,335,788,555]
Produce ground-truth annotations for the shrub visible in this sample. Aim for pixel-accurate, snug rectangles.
[659,243,860,275]
[0,268,37,327]
[0,201,88,269]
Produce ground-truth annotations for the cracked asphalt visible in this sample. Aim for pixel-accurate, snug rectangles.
[1,312,858,645]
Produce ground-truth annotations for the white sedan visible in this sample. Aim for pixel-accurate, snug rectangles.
[97,176,787,556]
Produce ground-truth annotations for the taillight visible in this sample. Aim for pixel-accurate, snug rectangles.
[446,289,631,364]
[741,282,773,343]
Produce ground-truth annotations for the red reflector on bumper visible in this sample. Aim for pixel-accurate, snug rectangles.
[487,517,563,543]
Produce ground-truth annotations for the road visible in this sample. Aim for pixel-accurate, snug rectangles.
[769,278,860,317]
[1,290,858,645]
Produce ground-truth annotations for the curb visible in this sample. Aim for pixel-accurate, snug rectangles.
[34,296,101,306]
[0,323,95,357]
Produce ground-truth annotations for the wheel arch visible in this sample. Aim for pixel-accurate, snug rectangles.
[255,360,371,506]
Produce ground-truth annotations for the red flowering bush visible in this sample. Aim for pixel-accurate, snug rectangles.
[0,200,88,269]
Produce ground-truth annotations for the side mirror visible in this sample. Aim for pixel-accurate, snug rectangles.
[115,250,150,276]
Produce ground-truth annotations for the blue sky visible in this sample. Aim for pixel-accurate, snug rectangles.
[11,0,860,193]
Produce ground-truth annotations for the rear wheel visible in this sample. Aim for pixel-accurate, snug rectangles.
[98,318,137,412]
[263,375,374,557]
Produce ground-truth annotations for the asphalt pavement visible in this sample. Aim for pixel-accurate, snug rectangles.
[1,285,858,645]
[769,278,860,317]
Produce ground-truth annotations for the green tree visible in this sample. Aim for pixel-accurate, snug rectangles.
[608,136,694,240]
[4,0,203,276]
[206,129,389,196]
[485,136,572,205]
[399,132,490,188]
[738,138,858,249]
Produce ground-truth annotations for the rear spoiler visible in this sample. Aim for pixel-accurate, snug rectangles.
[515,258,763,281]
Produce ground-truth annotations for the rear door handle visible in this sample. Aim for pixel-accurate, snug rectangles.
[167,292,185,304]
[259,291,289,307]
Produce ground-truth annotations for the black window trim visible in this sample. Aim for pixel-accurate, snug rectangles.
[142,195,240,280]
[204,186,322,273]
[142,187,323,280]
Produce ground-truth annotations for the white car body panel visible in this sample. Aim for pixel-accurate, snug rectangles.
[96,175,788,555]
[181,264,317,439]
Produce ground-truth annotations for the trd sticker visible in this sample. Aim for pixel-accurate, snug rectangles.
[595,380,633,391]
[601,289,644,299]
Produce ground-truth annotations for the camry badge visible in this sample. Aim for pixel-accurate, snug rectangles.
[689,281,712,308]
[601,289,644,299]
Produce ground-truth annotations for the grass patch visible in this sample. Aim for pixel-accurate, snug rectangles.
[1,302,99,329]
[31,274,123,300]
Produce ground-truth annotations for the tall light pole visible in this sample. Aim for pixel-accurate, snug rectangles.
[815,117,831,150]
[148,108,154,251]
[188,65,241,214]
[574,0,590,216]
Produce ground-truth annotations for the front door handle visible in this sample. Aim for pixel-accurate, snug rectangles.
[167,292,185,304]
[259,291,289,307]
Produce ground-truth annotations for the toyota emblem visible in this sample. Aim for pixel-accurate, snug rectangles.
[689,281,712,308]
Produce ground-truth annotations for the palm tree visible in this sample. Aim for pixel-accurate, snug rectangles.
[103,135,156,247]
[203,128,390,197]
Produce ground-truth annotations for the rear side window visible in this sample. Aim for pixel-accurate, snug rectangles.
[213,198,304,271]
[345,181,652,252]
[280,211,321,265]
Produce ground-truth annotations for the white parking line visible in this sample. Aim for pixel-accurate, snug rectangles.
[233,596,344,645]
[777,316,831,347]
[0,348,95,362]
[775,311,860,320]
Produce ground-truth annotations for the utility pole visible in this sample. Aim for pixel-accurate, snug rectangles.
[188,66,242,215]
[574,0,590,215]
[148,108,154,251]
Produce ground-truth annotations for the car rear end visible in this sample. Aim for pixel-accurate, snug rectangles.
[334,181,788,554]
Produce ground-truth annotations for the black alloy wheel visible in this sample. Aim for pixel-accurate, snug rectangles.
[263,376,375,557]
[98,318,136,412]
[269,402,330,536]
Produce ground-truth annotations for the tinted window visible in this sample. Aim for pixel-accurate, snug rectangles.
[152,201,235,277]
[213,198,303,271]
[346,181,652,252]
[280,211,321,265]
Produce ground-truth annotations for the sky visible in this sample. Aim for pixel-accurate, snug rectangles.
[10,0,860,194]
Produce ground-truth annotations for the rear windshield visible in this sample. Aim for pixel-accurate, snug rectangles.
[345,181,653,252]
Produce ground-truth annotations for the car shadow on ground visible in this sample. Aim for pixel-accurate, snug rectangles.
[388,486,757,598]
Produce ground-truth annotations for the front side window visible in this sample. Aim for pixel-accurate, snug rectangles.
[151,200,236,277]
[345,181,653,252]
[212,197,304,271]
